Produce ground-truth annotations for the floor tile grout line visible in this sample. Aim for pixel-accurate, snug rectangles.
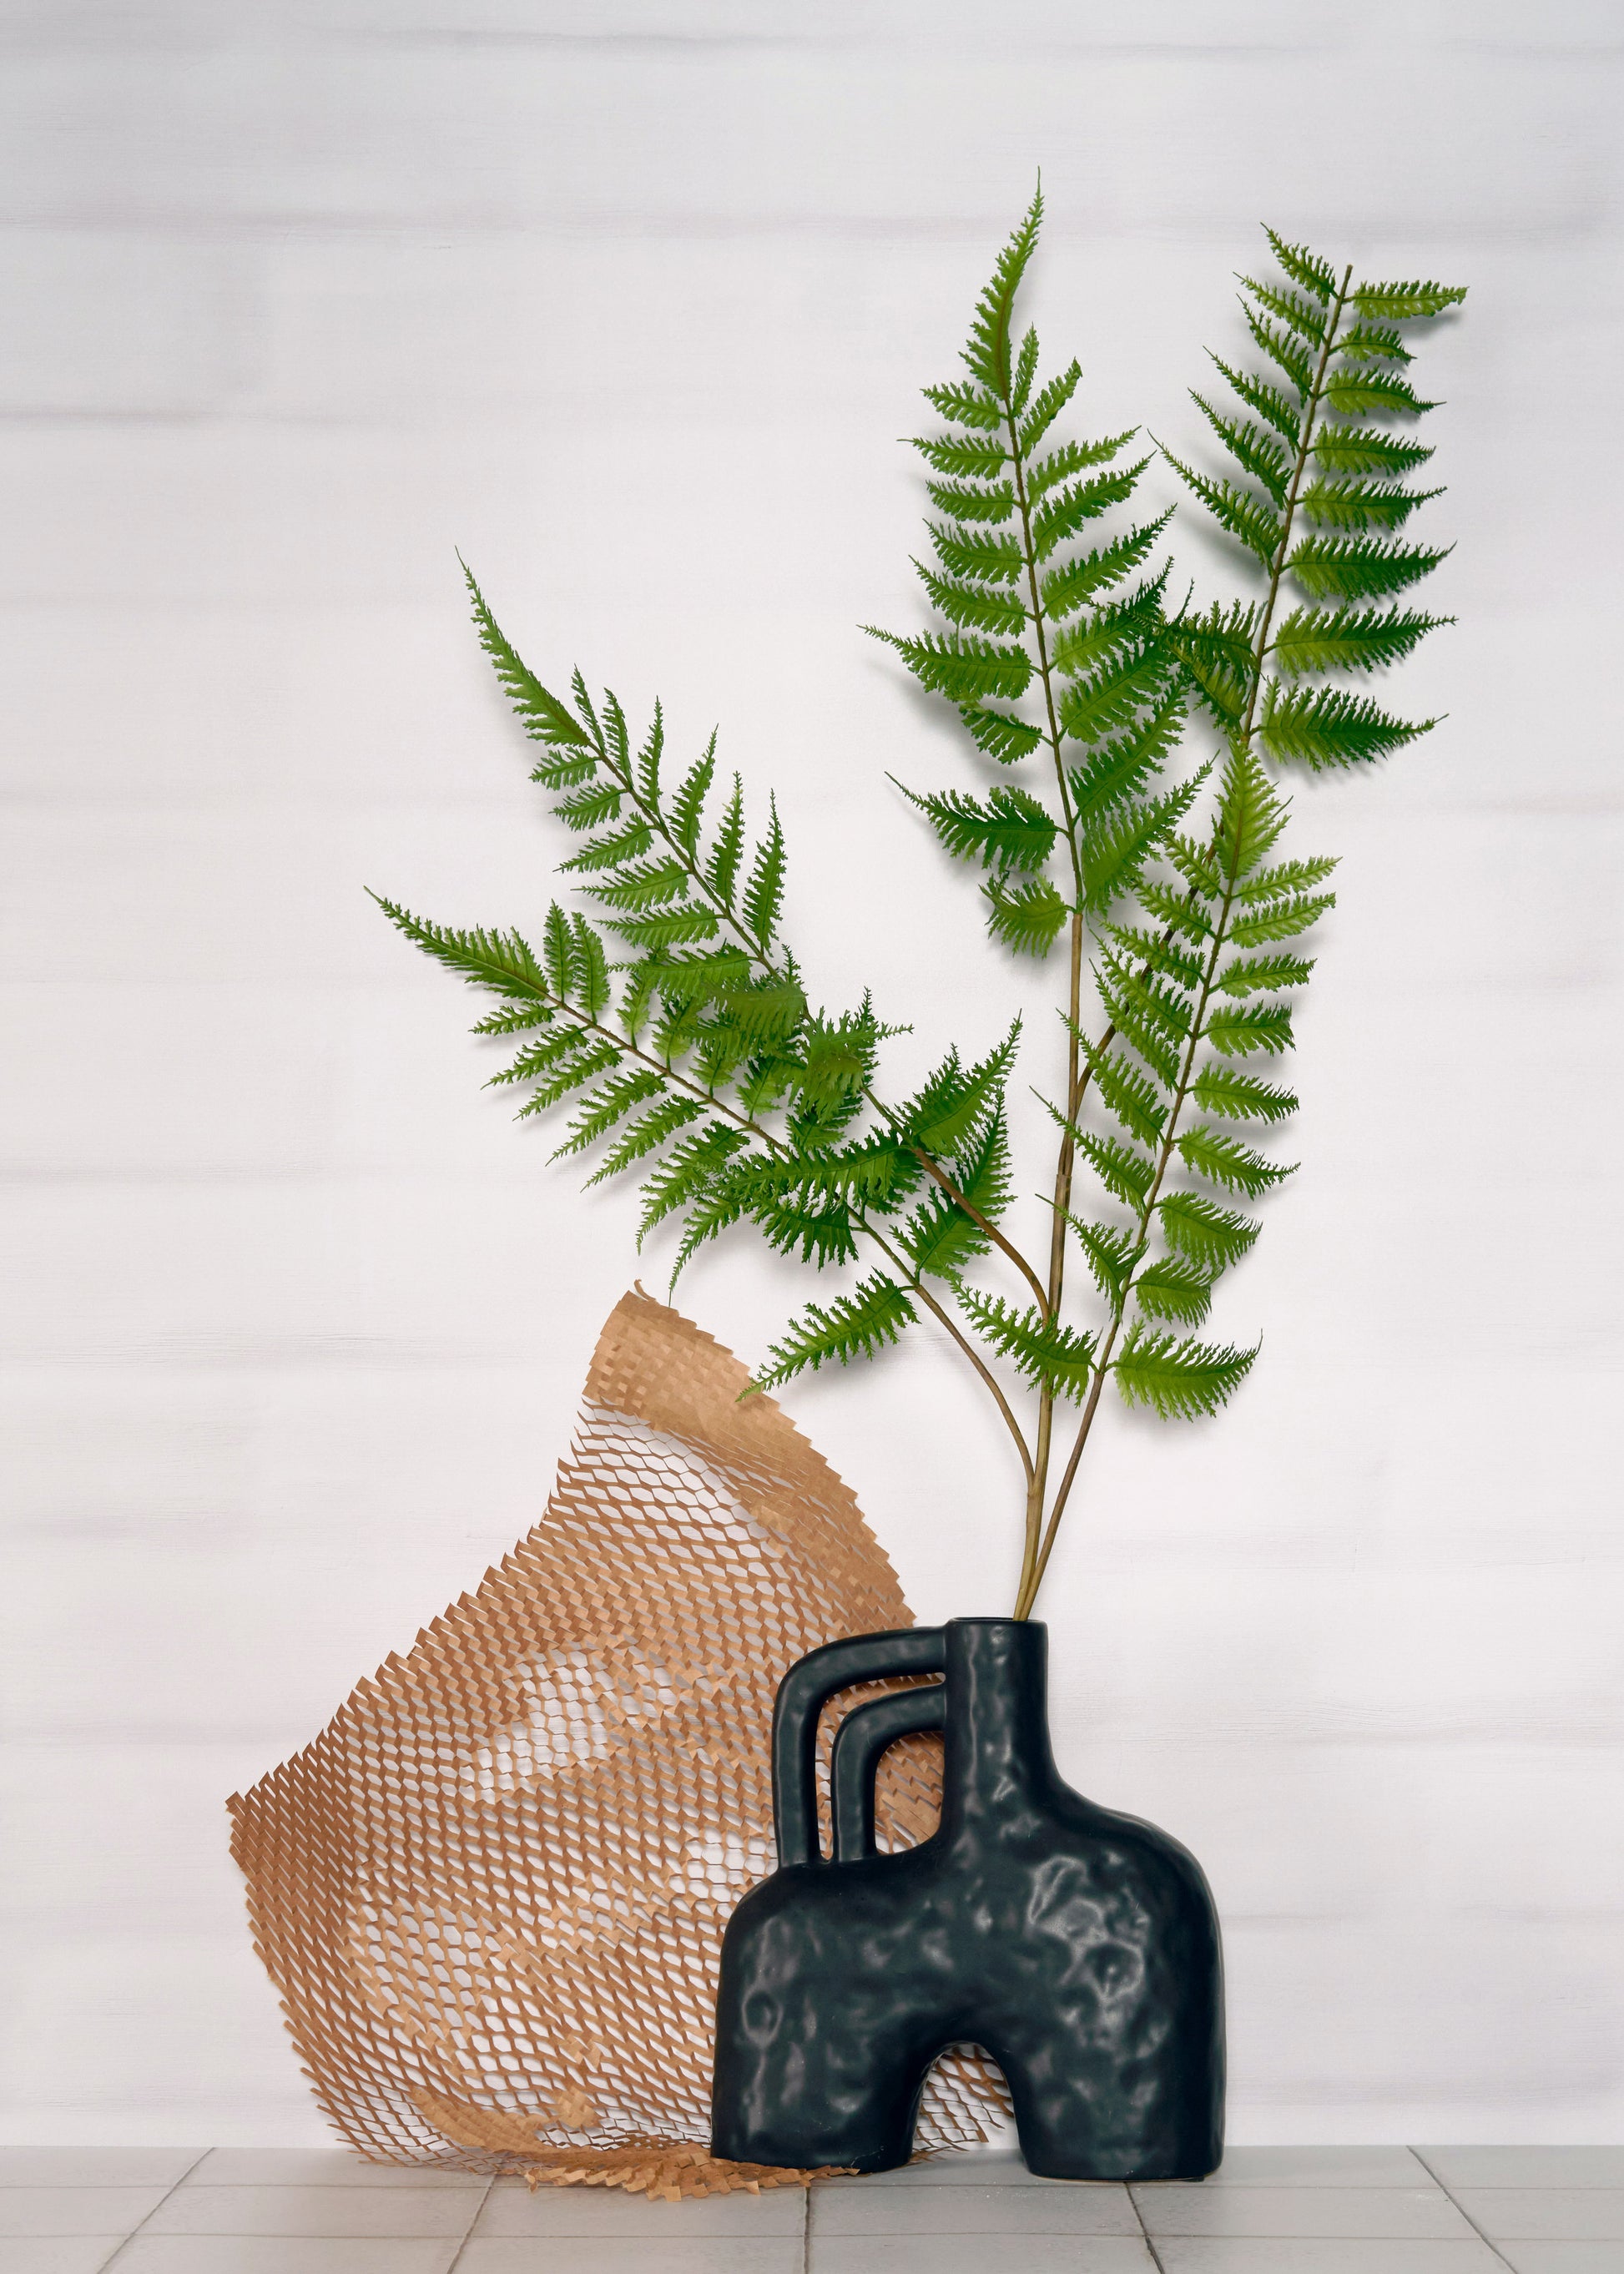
[1126,2183,1168,2273]
[440,2171,495,2272]
[1410,2147,1521,2271]
[97,2146,213,2271]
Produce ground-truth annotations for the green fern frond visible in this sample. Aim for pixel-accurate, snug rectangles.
[513,1036,622,1117]
[1075,1038,1169,1147]
[1066,1213,1144,1306]
[1096,966,1183,1090]
[1026,427,1135,502]
[1239,304,1314,397]
[461,562,593,748]
[1039,514,1173,623]
[1162,449,1283,567]
[1263,229,1335,305]
[1076,1129,1155,1207]
[1016,361,1084,456]
[1269,607,1449,677]
[1048,573,1168,681]
[1067,685,1188,827]
[914,561,1028,635]
[929,524,1025,584]
[926,476,1016,525]
[554,781,623,830]
[899,1021,1021,1157]
[1031,461,1149,562]
[1242,275,1328,348]
[637,1122,750,1242]
[1351,279,1467,321]
[957,1288,1097,1398]
[870,627,1031,705]
[1236,855,1338,904]
[1208,354,1299,446]
[370,895,551,1002]
[922,379,1002,431]
[752,1273,919,1393]
[1259,683,1436,769]
[1190,393,1291,506]
[1213,744,1289,881]
[704,778,746,907]
[1288,536,1452,601]
[1228,892,1335,946]
[1299,479,1444,532]
[559,819,654,874]
[957,703,1046,764]
[1137,880,1213,945]
[1114,1323,1257,1418]
[1057,643,1172,749]
[604,905,719,951]
[1214,950,1314,997]
[1103,925,1204,989]
[1321,369,1438,418]
[1204,1001,1294,1057]
[1312,427,1433,477]
[1336,322,1412,365]
[1130,1253,1216,1328]
[1168,598,1260,729]
[895,780,1058,874]
[962,185,1044,398]
[913,432,1009,479]
[1189,1064,1299,1124]
[1157,1190,1260,1269]
[1177,1124,1294,1197]
[986,875,1069,955]
[1078,772,1205,915]
[582,856,689,912]
[583,1094,707,1186]
[741,800,787,950]
[668,735,717,855]
[472,1001,553,1037]
[551,1068,666,1159]
[486,1024,584,1088]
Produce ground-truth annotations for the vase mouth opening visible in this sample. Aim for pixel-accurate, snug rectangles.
[946,1616,1046,1631]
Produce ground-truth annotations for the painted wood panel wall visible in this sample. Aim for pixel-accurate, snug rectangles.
[2,0,1620,2144]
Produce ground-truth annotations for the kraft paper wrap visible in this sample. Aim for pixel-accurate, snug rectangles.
[229,1290,1008,2198]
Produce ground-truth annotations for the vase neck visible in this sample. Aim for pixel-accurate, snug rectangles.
[938,1618,1056,1827]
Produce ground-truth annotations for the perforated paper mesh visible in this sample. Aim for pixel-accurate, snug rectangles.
[229,1290,1008,2197]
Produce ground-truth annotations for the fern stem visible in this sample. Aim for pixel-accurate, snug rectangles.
[1020,819,1245,1613]
[1001,349,1084,1614]
[855,1218,1036,1485]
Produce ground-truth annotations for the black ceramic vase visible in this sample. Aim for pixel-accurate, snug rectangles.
[711,1617,1223,2180]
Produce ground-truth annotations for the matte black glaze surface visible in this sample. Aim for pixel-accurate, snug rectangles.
[711,1618,1223,2181]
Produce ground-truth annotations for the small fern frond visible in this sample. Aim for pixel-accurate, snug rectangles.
[1269,607,1449,678]
[1161,448,1283,567]
[986,875,1070,956]
[1114,1323,1257,1418]
[1157,1191,1261,1269]
[956,1288,1097,1399]
[1176,1124,1294,1198]
[895,780,1058,874]
[741,799,787,950]
[962,184,1044,398]
[1259,683,1436,769]
[1189,1062,1299,1125]
[752,1273,918,1393]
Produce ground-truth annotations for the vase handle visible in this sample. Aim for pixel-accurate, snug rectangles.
[771,1627,946,1868]
[829,1682,946,1863]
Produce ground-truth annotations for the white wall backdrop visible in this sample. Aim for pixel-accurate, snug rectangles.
[3,0,1621,2146]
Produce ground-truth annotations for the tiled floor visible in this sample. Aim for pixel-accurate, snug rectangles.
[0,2145,1620,2273]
